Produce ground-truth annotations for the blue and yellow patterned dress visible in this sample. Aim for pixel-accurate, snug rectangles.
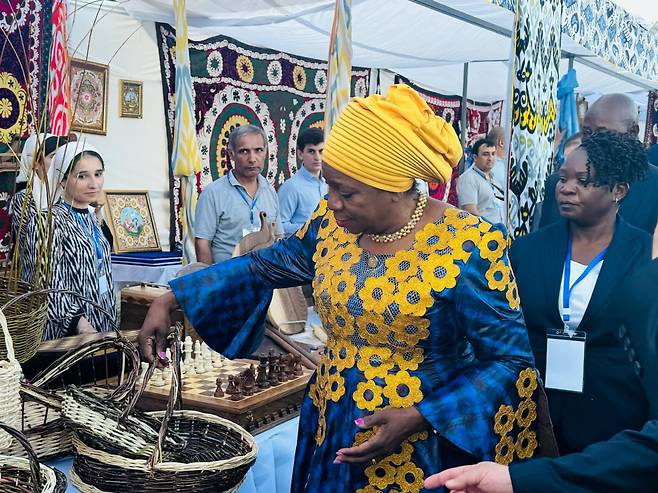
[170,200,536,493]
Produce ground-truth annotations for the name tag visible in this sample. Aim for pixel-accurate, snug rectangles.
[545,328,586,393]
[242,224,260,238]
[98,274,109,295]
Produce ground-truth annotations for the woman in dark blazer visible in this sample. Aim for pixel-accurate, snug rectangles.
[510,131,652,454]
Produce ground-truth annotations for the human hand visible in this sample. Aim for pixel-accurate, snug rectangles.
[334,407,428,464]
[424,462,513,493]
[137,291,176,364]
[76,316,97,334]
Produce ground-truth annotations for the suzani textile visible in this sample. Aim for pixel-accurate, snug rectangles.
[324,0,352,134]
[170,201,539,493]
[507,0,562,237]
[0,0,46,144]
[156,24,369,248]
[47,0,70,136]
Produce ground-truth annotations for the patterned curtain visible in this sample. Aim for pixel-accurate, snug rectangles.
[645,91,657,147]
[156,25,370,249]
[507,0,562,238]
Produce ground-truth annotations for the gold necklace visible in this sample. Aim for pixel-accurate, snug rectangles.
[368,192,428,243]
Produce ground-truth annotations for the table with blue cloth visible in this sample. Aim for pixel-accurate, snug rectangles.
[46,417,299,493]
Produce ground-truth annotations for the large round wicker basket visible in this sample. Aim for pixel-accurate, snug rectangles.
[0,277,48,363]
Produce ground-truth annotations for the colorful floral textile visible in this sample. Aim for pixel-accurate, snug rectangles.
[156,24,369,248]
[170,201,537,492]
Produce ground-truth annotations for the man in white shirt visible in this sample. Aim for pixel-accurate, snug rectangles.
[457,138,505,224]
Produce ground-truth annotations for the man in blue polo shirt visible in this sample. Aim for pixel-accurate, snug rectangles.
[194,124,283,264]
[277,128,327,237]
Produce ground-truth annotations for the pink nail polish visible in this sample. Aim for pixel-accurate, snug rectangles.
[354,418,364,426]
[333,459,342,465]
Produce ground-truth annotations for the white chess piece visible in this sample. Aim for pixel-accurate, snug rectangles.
[152,368,165,387]
[194,340,205,374]
[201,342,213,373]
[180,357,187,375]
[184,336,193,365]
[138,361,149,385]
[211,350,223,368]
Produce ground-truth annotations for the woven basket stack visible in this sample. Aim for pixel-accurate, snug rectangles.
[65,326,258,493]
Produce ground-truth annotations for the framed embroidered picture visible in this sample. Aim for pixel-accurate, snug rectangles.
[70,58,109,135]
[119,80,143,118]
[103,190,161,253]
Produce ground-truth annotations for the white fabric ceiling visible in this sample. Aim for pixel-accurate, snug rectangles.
[121,0,658,102]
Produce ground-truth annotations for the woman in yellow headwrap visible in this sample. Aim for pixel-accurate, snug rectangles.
[139,85,538,493]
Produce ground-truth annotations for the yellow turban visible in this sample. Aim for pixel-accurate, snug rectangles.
[323,84,463,192]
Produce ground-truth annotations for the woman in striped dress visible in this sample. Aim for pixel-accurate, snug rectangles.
[25,139,115,340]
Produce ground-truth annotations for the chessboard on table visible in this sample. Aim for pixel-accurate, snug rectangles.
[136,356,313,434]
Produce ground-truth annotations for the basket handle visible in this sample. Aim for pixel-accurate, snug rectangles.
[148,323,183,469]
[0,307,18,364]
[25,335,141,407]
[0,421,43,493]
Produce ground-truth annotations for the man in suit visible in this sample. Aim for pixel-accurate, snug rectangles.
[424,259,658,493]
[538,94,658,235]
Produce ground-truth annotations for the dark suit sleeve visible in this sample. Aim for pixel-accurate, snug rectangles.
[538,173,559,229]
[509,420,658,493]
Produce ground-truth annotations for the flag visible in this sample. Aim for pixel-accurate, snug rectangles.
[324,0,352,136]
[172,0,203,263]
[48,0,71,136]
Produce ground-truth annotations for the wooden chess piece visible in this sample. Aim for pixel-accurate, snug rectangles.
[268,353,280,386]
[278,354,289,382]
[257,354,270,389]
[293,354,303,376]
[243,364,256,396]
[214,377,224,397]
[230,378,243,401]
[226,375,237,396]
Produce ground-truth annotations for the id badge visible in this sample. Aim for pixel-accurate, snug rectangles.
[545,328,586,393]
[98,275,109,295]
[242,224,259,237]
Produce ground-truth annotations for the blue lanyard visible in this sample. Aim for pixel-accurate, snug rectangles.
[235,186,258,225]
[562,234,607,322]
[64,204,103,261]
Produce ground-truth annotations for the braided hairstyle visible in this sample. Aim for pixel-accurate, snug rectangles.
[579,131,647,189]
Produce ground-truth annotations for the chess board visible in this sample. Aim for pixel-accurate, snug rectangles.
[137,358,313,433]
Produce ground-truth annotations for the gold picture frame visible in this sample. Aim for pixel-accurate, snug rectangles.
[119,80,143,118]
[103,190,161,253]
[70,58,109,135]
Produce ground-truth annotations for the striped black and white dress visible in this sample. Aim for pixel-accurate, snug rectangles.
[24,201,116,340]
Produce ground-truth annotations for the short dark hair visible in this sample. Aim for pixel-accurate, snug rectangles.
[297,128,324,151]
[472,138,496,156]
[579,131,647,187]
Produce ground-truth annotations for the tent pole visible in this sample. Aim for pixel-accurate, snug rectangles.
[568,56,574,71]
[460,62,469,151]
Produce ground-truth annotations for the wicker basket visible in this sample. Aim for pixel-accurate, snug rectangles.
[14,335,141,460]
[0,307,23,450]
[0,278,48,363]
[0,422,67,493]
[69,327,258,492]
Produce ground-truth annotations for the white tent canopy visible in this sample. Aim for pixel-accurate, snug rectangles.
[122,0,658,102]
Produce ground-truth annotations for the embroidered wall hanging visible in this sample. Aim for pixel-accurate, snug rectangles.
[645,90,657,147]
[156,24,370,248]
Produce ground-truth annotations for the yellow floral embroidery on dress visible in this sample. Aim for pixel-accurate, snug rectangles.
[516,367,538,398]
[384,250,421,280]
[357,346,395,379]
[296,199,328,240]
[514,429,538,459]
[331,342,357,371]
[353,379,384,411]
[415,222,451,255]
[443,208,479,231]
[330,269,358,305]
[356,310,389,345]
[495,435,515,465]
[391,347,424,372]
[387,440,414,465]
[393,279,433,317]
[515,398,537,428]
[364,461,397,490]
[505,270,521,311]
[419,252,460,293]
[493,405,515,436]
[389,315,430,347]
[361,276,396,314]
[394,461,425,493]
[448,226,481,262]
[327,370,346,402]
[485,260,510,291]
[383,370,423,408]
[478,230,506,262]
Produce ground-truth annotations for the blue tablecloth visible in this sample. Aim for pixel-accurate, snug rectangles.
[47,417,299,493]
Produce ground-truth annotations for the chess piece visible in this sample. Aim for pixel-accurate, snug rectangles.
[194,340,205,374]
[202,343,213,373]
[293,354,303,376]
[151,368,165,387]
[257,354,270,389]
[211,350,223,368]
[242,365,256,396]
[184,336,193,365]
[214,378,224,397]
[226,375,237,395]
[138,361,149,385]
[180,357,186,375]
[268,353,280,386]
